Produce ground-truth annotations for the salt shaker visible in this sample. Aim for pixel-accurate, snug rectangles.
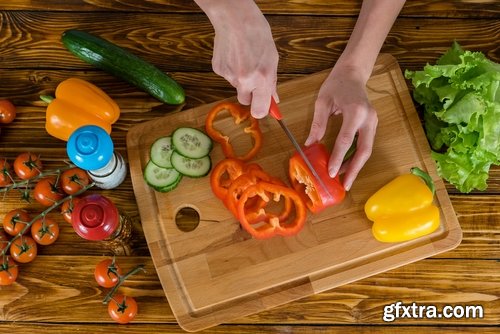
[71,194,133,255]
[67,125,127,189]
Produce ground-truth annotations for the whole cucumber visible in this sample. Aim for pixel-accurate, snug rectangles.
[61,29,185,105]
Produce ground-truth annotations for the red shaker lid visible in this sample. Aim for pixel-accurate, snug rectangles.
[71,194,119,241]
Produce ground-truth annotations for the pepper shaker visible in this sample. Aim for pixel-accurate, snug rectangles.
[71,194,133,255]
[67,125,127,189]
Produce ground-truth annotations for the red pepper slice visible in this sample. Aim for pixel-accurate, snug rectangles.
[225,174,259,217]
[288,143,345,213]
[210,158,245,200]
[237,181,307,239]
[225,167,292,223]
[205,102,263,161]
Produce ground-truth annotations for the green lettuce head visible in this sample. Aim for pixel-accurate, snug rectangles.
[405,42,500,193]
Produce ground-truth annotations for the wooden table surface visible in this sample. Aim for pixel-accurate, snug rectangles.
[0,1,498,333]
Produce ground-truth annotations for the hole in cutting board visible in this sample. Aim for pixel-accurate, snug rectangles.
[175,207,200,232]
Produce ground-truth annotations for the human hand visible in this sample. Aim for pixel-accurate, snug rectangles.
[196,0,279,118]
[305,64,378,191]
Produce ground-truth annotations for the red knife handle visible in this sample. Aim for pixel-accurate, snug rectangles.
[269,97,282,120]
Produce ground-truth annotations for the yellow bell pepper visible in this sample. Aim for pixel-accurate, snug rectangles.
[364,167,440,243]
[41,78,120,141]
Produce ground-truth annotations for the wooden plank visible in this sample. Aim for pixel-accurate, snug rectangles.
[0,323,498,334]
[0,13,498,72]
[0,69,237,108]
[0,1,499,18]
[0,187,497,258]
[0,256,497,325]
[437,195,500,259]
[0,2,497,333]
[125,55,463,331]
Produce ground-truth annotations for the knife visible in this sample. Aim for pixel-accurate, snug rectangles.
[268,97,333,201]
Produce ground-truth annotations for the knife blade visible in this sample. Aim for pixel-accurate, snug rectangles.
[268,97,333,201]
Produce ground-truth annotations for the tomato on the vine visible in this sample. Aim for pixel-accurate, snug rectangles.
[95,258,122,288]
[0,257,18,286]
[60,197,82,224]
[3,208,30,236]
[108,294,138,324]
[10,235,37,263]
[0,229,10,252]
[33,176,65,206]
[0,158,13,187]
[31,217,59,246]
[13,152,42,180]
[61,167,90,195]
[0,99,16,124]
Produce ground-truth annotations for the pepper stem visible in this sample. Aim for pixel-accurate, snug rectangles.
[410,167,435,196]
[40,95,54,104]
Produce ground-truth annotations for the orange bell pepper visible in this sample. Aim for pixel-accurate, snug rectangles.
[41,78,120,141]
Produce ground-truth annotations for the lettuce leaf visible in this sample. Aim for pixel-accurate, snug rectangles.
[405,42,500,193]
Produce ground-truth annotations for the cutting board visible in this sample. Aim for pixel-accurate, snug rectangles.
[126,54,462,332]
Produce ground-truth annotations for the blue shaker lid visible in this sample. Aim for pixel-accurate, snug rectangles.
[67,125,113,170]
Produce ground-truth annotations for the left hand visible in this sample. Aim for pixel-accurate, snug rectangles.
[305,64,378,191]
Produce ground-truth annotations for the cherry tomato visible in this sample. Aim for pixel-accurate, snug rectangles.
[61,167,90,195]
[0,257,18,286]
[0,229,10,252]
[10,235,37,263]
[108,294,138,324]
[13,152,42,180]
[60,197,82,224]
[0,158,13,187]
[0,99,16,124]
[31,217,59,246]
[3,208,31,236]
[94,258,122,288]
[33,176,65,206]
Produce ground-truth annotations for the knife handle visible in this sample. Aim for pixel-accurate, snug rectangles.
[269,97,283,120]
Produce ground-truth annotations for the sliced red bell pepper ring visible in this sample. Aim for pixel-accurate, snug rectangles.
[225,174,259,217]
[288,142,346,213]
[236,181,307,239]
[224,166,292,223]
[205,102,263,161]
[210,158,245,200]
[223,164,272,217]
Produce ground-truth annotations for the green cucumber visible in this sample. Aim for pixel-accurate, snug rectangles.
[170,151,211,178]
[150,136,174,168]
[172,127,213,159]
[61,29,185,105]
[144,160,182,192]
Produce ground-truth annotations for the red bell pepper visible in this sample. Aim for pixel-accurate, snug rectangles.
[237,181,307,239]
[205,102,263,161]
[210,158,245,200]
[288,143,345,213]
[225,167,291,223]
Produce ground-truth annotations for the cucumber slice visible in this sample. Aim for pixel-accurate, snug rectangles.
[150,136,174,168]
[170,151,211,178]
[172,127,212,159]
[144,160,182,192]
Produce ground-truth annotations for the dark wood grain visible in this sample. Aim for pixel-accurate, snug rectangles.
[0,1,499,18]
[0,12,498,72]
[0,324,498,334]
[1,257,498,324]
